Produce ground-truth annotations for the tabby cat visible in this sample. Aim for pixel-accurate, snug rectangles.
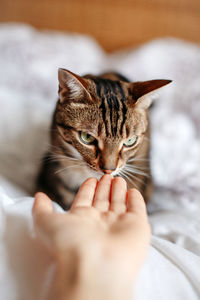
[37,68,171,210]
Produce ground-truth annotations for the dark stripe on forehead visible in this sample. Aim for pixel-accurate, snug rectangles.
[109,81,120,110]
[104,80,120,136]
[93,78,110,135]
[100,79,113,135]
[115,82,127,135]
[93,78,102,98]
[101,78,110,95]
[120,101,127,135]
[93,77,127,137]
[116,81,126,100]
[107,94,113,135]
[94,78,110,136]
[99,97,109,135]
[109,81,120,135]
[93,78,108,97]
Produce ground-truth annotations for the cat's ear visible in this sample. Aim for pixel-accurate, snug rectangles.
[58,68,92,103]
[129,79,172,109]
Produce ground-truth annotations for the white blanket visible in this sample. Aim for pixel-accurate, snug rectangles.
[0,24,200,300]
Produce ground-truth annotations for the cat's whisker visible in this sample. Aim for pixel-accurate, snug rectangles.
[49,159,83,166]
[46,149,96,173]
[47,152,81,163]
[118,170,130,183]
[127,157,149,163]
[125,164,149,171]
[125,170,148,181]
[55,163,85,175]
[126,177,139,189]
[51,156,81,163]
[127,160,149,165]
[118,170,139,189]
[124,165,149,177]
[128,174,145,186]
[122,168,146,185]
[125,163,147,171]
[45,143,75,155]
[128,157,145,160]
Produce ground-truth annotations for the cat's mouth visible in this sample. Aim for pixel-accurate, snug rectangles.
[86,162,123,179]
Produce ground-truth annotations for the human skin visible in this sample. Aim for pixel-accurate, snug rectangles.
[33,175,151,300]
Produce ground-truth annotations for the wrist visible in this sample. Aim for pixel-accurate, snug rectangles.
[45,248,81,300]
[57,247,133,300]
[48,243,133,300]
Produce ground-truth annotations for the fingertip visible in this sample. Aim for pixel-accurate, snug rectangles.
[32,192,53,217]
[112,176,127,186]
[83,177,98,186]
[72,177,98,209]
[81,177,98,192]
[100,174,113,181]
[128,188,143,199]
[92,174,113,212]
[127,188,147,216]
[109,176,127,214]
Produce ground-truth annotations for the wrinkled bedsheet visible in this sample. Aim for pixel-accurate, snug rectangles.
[0,24,200,300]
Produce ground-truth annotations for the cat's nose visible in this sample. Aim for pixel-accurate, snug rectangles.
[103,169,115,174]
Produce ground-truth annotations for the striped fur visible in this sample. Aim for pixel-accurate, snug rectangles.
[37,69,171,209]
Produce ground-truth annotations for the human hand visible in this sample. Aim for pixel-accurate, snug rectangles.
[33,175,151,300]
[33,175,150,257]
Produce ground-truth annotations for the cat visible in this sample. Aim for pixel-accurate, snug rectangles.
[37,68,171,210]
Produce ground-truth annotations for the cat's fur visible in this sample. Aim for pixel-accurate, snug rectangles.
[37,69,171,210]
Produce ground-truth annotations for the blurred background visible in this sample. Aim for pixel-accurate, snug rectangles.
[0,0,200,52]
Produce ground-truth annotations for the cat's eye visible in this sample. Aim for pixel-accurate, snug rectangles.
[79,132,96,145]
[123,136,138,147]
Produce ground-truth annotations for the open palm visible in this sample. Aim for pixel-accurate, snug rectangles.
[33,175,150,271]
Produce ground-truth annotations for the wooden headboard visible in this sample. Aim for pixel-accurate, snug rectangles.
[0,0,200,52]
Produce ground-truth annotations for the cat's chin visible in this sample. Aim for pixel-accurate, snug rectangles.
[89,169,104,180]
[89,168,121,179]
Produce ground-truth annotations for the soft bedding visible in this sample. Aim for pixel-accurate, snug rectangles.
[0,24,200,300]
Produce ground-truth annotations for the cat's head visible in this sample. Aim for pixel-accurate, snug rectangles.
[54,68,171,177]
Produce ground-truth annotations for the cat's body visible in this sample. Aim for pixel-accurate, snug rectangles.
[37,69,171,210]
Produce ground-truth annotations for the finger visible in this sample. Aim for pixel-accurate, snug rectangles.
[126,188,147,217]
[71,177,97,209]
[32,192,54,218]
[32,193,57,246]
[110,177,127,214]
[33,193,71,250]
[93,175,112,212]
[32,192,54,236]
